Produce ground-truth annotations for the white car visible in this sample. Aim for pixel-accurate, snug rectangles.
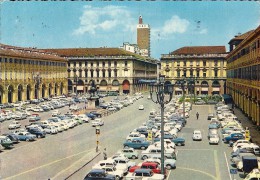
[192,130,202,141]
[77,114,90,123]
[52,110,61,117]
[8,121,22,130]
[126,132,145,141]
[91,118,104,127]
[138,105,144,110]
[44,125,58,134]
[209,134,219,144]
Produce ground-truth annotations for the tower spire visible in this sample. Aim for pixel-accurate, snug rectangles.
[139,15,143,24]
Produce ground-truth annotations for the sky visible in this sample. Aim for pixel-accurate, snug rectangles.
[1,1,260,59]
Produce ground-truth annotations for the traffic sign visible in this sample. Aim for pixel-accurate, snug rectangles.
[230,169,237,174]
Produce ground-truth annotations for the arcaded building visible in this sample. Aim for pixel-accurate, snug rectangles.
[161,46,227,95]
[226,26,260,125]
[0,44,68,104]
[44,48,157,95]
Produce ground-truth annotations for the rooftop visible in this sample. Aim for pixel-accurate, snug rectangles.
[0,44,66,61]
[170,46,226,55]
[228,30,254,44]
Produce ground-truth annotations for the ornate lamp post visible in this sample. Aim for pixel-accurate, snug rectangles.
[179,75,186,121]
[74,75,78,96]
[149,75,174,176]
[33,72,42,99]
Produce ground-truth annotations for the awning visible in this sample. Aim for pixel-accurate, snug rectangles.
[77,86,84,90]
[201,88,208,91]
[213,87,220,91]
[111,86,119,91]
[175,87,182,91]
[99,86,107,91]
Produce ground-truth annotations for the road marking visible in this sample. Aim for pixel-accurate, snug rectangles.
[166,170,171,180]
[4,149,93,180]
[224,151,232,180]
[52,148,96,180]
[177,166,216,179]
[214,150,221,180]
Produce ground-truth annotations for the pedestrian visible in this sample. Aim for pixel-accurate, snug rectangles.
[103,148,107,160]
[196,112,199,120]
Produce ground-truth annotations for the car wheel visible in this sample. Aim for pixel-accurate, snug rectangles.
[166,164,172,170]
[140,146,146,150]
[132,155,137,159]
[25,138,29,142]
[124,145,129,148]
[142,155,148,160]
[177,142,182,146]
[115,175,120,180]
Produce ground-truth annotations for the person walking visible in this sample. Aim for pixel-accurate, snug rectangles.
[196,112,199,120]
[103,148,107,160]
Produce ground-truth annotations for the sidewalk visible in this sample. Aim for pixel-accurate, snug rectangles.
[234,107,260,145]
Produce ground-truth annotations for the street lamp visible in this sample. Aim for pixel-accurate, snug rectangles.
[187,75,196,109]
[33,72,42,99]
[179,75,186,121]
[149,75,174,176]
[74,75,78,96]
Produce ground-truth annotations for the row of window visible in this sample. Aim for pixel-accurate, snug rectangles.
[169,70,218,78]
[0,57,66,67]
[227,64,260,80]
[68,61,127,67]
[228,39,260,63]
[68,70,118,78]
[168,60,221,66]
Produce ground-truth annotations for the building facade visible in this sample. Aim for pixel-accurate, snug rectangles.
[44,48,157,95]
[0,44,68,104]
[226,26,260,125]
[161,46,227,95]
[137,16,150,57]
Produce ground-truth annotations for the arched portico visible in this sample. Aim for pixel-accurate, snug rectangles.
[17,84,23,101]
[7,85,14,103]
[122,80,130,94]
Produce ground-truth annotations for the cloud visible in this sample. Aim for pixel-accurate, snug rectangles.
[162,15,190,35]
[73,5,136,35]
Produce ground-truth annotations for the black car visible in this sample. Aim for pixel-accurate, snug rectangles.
[27,128,46,138]
[84,169,115,180]
[90,111,102,118]
[86,113,96,120]
[136,128,149,137]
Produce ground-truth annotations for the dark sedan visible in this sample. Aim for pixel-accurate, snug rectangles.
[84,169,116,180]
[172,137,185,146]
[3,133,19,144]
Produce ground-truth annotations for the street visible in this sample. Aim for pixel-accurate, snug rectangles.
[0,96,245,180]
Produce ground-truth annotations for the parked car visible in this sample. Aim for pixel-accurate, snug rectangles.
[28,114,41,122]
[207,113,215,120]
[91,118,104,127]
[84,169,116,180]
[8,121,22,130]
[2,133,19,144]
[27,128,46,138]
[192,130,202,141]
[125,168,164,180]
[118,148,139,159]
[0,135,14,149]
[223,133,244,144]
[129,162,162,174]
[209,134,220,145]
[139,105,144,110]
[123,138,150,150]
[15,132,36,141]
[171,137,185,146]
